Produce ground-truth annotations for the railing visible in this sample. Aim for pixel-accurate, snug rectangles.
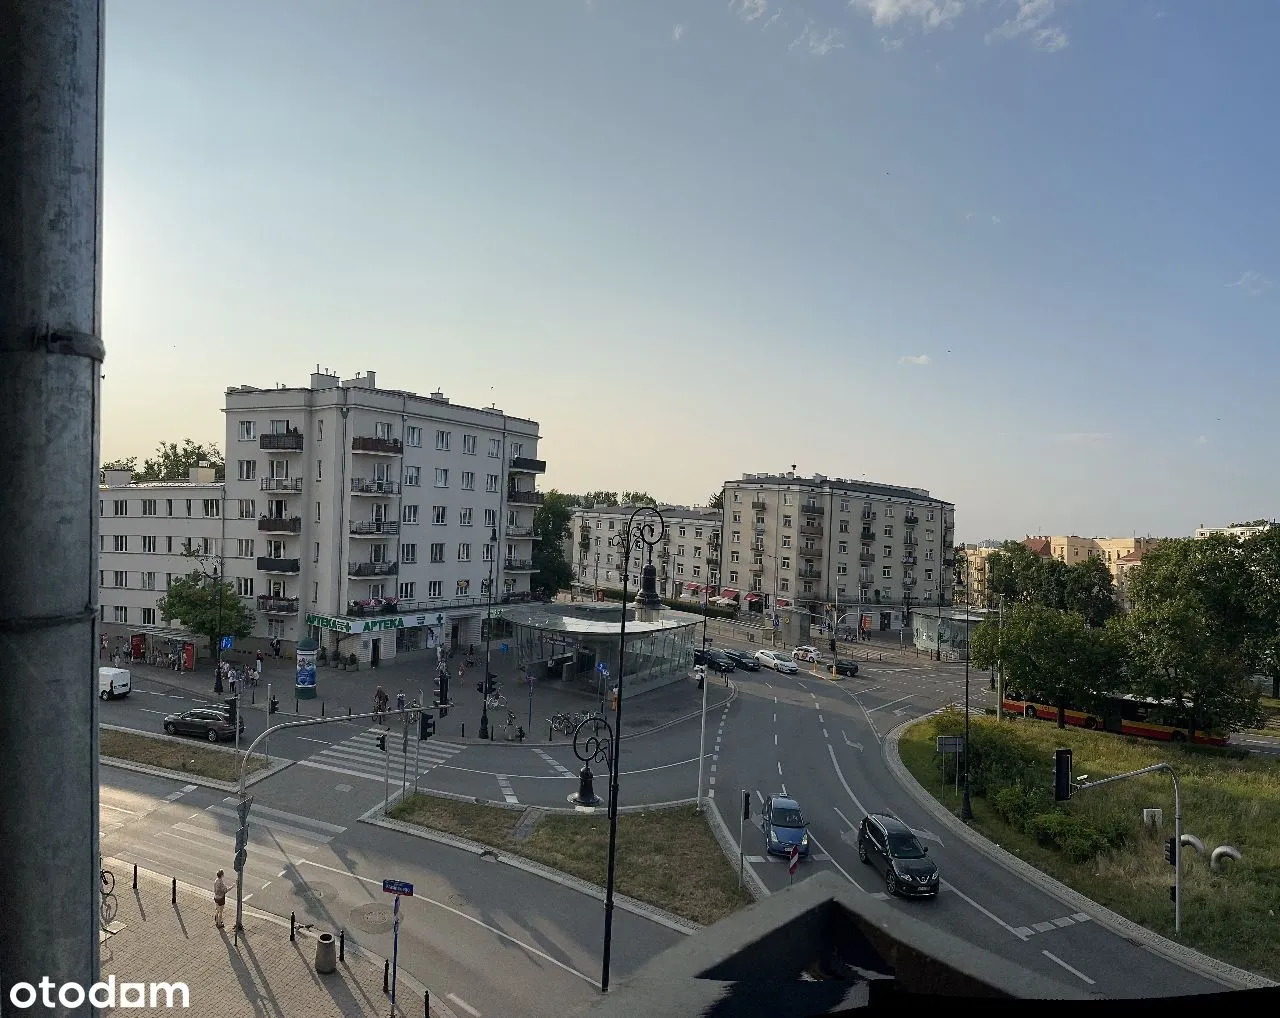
[257,557,300,573]
[902,555,917,566]
[504,559,536,571]
[751,501,767,510]
[348,561,399,577]
[509,456,547,473]
[859,553,875,565]
[350,478,400,495]
[507,490,544,506]
[799,525,823,537]
[749,564,764,573]
[905,514,919,526]
[351,436,402,455]
[858,572,875,584]
[256,595,299,614]
[860,530,876,542]
[753,524,766,534]
[506,527,535,538]
[259,478,302,492]
[800,547,823,559]
[904,536,917,547]
[801,504,825,516]
[707,556,720,567]
[349,521,399,535]
[260,432,304,452]
[341,591,536,617]
[902,576,917,587]
[799,569,822,580]
[258,516,301,533]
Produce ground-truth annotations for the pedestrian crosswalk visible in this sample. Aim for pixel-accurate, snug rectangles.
[295,726,464,784]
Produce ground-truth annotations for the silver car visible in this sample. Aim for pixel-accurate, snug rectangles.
[755,649,799,674]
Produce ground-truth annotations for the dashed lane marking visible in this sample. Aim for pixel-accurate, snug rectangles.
[496,775,519,804]
[1041,950,1095,986]
[533,748,576,778]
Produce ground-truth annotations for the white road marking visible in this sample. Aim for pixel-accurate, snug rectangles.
[295,737,332,746]
[101,804,138,815]
[780,783,787,795]
[756,790,765,805]
[866,694,915,714]
[806,833,863,891]
[941,881,1028,940]
[1070,913,1090,922]
[818,714,824,723]
[447,992,481,1016]
[842,732,863,751]
[823,729,829,739]
[774,734,777,746]
[744,855,767,863]
[827,745,873,818]
[777,762,782,775]
[496,775,519,804]
[534,749,577,779]
[1041,950,1095,985]
[1033,921,1057,933]
[139,708,168,715]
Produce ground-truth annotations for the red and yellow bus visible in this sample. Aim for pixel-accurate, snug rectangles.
[1001,691,1228,746]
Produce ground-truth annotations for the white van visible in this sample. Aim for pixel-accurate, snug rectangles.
[99,666,131,700]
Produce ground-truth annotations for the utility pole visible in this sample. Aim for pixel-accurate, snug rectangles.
[0,0,105,997]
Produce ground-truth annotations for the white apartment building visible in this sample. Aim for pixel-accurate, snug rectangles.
[1194,521,1274,541]
[722,471,956,617]
[570,505,725,603]
[98,367,545,665]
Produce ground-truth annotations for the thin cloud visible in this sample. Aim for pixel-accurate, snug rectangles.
[986,0,1069,51]
[850,0,964,30]
[1055,432,1111,446]
[991,215,1001,223]
[673,23,685,40]
[790,22,844,55]
[899,354,931,366]
[1193,435,1208,448]
[764,9,782,28]
[881,36,904,51]
[730,0,769,22]
[1226,270,1274,296]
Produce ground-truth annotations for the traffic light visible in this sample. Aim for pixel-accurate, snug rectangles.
[376,733,387,752]
[829,637,837,655]
[224,697,237,729]
[742,790,751,822]
[268,695,279,715]
[1169,885,1177,902]
[419,713,435,740]
[236,796,253,825]
[1164,837,1177,865]
[1053,748,1072,801]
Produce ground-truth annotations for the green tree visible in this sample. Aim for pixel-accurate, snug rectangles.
[530,490,577,598]
[987,541,1050,606]
[1243,526,1280,698]
[621,491,658,506]
[582,491,619,507]
[101,457,137,472]
[707,490,724,511]
[1063,556,1117,627]
[156,571,254,658]
[1119,537,1261,738]
[136,439,225,482]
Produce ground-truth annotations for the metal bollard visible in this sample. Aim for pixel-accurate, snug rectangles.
[424,990,429,1016]
[339,929,345,960]
[549,722,553,742]
[347,706,351,717]
[461,723,465,739]
[383,959,389,994]
[295,695,299,713]
[321,701,325,717]
[171,877,176,904]
[290,911,296,941]
[132,863,137,890]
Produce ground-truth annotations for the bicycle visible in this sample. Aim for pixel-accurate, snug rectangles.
[485,693,507,710]
[549,713,573,735]
[100,865,115,896]
[100,864,117,929]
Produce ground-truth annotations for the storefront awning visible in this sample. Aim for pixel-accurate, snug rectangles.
[745,593,762,602]
[776,598,791,608]
[686,583,701,592]
[719,589,739,599]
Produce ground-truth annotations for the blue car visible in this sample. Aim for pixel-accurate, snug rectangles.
[762,794,810,858]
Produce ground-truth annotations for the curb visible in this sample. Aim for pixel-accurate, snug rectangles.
[105,857,456,1018]
[882,714,1277,992]
[407,783,698,816]
[357,799,703,938]
[99,724,294,791]
[703,796,770,902]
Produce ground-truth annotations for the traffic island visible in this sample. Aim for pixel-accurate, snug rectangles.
[895,709,1280,983]
[100,728,269,783]
[386,794,753,926]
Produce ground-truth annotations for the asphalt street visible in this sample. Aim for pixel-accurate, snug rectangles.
[100,768,682,1018]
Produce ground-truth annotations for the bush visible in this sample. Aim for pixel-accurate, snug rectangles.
[1026,810,1111,863]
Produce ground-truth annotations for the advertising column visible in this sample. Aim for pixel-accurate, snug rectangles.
[296,637,318,700]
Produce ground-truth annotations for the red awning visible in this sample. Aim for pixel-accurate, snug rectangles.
[720,589,739,599]
[686,584,702,593]
[776,598,791,608]
[745,593,762,602]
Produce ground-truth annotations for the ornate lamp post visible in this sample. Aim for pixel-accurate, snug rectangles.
[961,607,974,820]
[479,526,497,741]
[598,504,664,993]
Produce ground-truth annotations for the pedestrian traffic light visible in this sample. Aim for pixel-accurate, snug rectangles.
[1169,884,1177,902]
[1164,837,1177,865]
[1053,748,1072,801]
[419,713,435,740]
[742,791,751,822]
[376,733,387,752]
[224,697,237,729]
[268,695,279,715]
[829,637,837,655]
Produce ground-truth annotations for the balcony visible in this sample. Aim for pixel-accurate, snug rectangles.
[905,513,919,526]
[753,524,766,534]
[507,490,544,506]
[861,509,876,522]
[859,552,875,565]
[798,524,823,538]
[944,555,955,567]
[348,561,398,578]
[256,595,299,615]
[858,571,874,584]
[903,576,917,588]
[707,556,720,567]
[904,535,917,547]
[260,477,302,492]
[258,515,302,534]
[260,431,304,452]
[800,546,823,560]
[350,520,399,536]
[799,568,822,580]
[801,504,824,517]
[751,500,767,510]
[351,436,402,455]
[506,526,535,539]
[509,456,547,473]
[860,530,876,542]
[902,554,917,566]
[504,558,536,572]
[749,563,764,574]
[257,557,300,574]
[350,478,400,496]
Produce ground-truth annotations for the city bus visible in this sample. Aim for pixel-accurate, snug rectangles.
[1000,690,1228,746]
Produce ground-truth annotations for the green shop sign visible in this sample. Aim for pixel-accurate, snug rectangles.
[360,617,404,633]
[306,612,407,634]
[306,613,353,634]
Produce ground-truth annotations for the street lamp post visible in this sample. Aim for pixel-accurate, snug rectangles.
[479,527,497,741]
[961,608,974,820]
[600,505,665,993]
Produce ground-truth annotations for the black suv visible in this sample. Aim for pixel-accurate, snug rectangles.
[831,659,859,677]
[857,813,939,897]
[705,650,736,673]
[722,649,760,670]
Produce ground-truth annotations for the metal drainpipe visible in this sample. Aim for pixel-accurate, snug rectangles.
[338,401,350,646]
[0,0,105,997]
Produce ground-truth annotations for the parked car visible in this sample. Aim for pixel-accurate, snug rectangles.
[705,650,736,673]
[762,793,811,858]
[857,813,939,897]
[831,659,860,677]
[792,646,823,663]
[722,649,760,670]
[755,650,799,673]
[163,708,244,743]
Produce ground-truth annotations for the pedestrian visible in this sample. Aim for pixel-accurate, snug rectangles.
[396,690,406,712]
[99,634,108,661]
[254,656,263,686]
[213,870,227,928]
[229,670,238,696]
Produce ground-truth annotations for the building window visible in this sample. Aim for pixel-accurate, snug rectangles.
[463,434,476,455]
[884,545,892,558]
[402,543,417,564]
[678,527,686,538]
[165,499,173,517]
[781,536,791,549]
[404,466,421,486]
[731,531,740,543]
[113,535,127,552]
[781,557,791,570]
[884,506,894,518]
[139,499,156,517]
[837,562,847,575]
[840,499,850,512]
[927,509,935,521]
[140,572,156,591]
[185,500,192,517]
[882,566,893,578]
[399,581,415,599]
[692,565,701,578]
[732,513,741,524]
[460,471,475,490]
[406,426,422,447]
[484,508,497,528]
[430,543,445,564]
[237,499,255,519]
[113,500,127,516]
[113,606,127,623]
[434,468,448,488]
[925,548,934,560]
[458,543,471,561]
[402,505,419,525]
[432,505,447,525]
[883,525,893,538]
[838,541,848,554]
[238,420,256,441]
[140,607,156,626]
[427,580,442,598]
[926,529,935,542]
[375,421,393,439]
[782,515,792,528]
[488,438,501,458]
[677,545,685,557]
[482,542,494,561]
[237,460,256,481]
[459,508,472,526]
[113,570,127,588]
[235,576,254,597]
[779,579,789,592]
[315,501,321,522]
[733,492,741,503]
[237,539,254,558]
[141,536,157,554]
[695,527,703,538]
[925,569,934,581]
[436,430,451,451]
[694,546,703,558]
[314,542,320,563]
[729,570,739,582]
[486,474,499,493]
[676,562,685,576]
[730,551,740,562]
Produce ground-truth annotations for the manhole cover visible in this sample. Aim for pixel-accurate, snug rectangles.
[335,784,353,793]
[351,903,394,935]
[302,881,337,903]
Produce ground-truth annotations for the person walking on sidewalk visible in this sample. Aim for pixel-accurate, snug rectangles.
[373,686,388,725]
[396,690,406,712]
[213,870,227,928]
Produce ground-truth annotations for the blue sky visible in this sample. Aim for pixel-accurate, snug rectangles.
[102,0,1279,541]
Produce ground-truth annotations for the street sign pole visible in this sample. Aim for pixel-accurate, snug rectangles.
[414,689,422,795]
[383,731,390,815]
[527,672,533,734]
[739,790,748,889]
[390,893,400,1012]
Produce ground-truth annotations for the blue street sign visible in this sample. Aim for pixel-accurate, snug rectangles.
[382,879,414,896]
[219,636,233,650]
[500,642,509,653]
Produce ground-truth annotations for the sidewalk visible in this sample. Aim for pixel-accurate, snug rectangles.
[99,859,440,1016]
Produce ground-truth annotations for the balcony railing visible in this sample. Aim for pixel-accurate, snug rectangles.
[903,576,918,588]
[257,557,300,573]
[859,553,875,565]
[707,556,720,567]
[801,504,825,517]
[350,520,399,536]
[800,547,823,561]
[504,559,536,571]
[260,478,302,492]
[260,432,304,452]
[858,571,875,584]
[349,561,399,577]
[799,569,822,580]
[258,515,302,533]
[904,535,918,547]
[509,456,547,473]
[860,530,876,543]
[754,524,766,534]
[944,556,955,567]
[350,478,400,495]
[905,513,919,526]
[902,555,917,566]
[750,563,764,574]
[351,436,402,455]
[751,500,767,510]
[506,527,535,538]
[798,524,823,538]
[256,595,299,615]
[507,490,544,506]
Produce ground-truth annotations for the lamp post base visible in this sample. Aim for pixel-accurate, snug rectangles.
[569,764,602,807]
[478,715,489,741]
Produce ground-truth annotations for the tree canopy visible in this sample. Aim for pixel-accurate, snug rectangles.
[621,491,658,506]
[984,540,1116,624]
[130,440,225,482]
[156,571,254,656]
[707,490,724,511]
[530,490,576,598]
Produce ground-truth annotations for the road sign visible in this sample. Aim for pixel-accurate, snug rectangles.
[936,736,965,754]
[788,845,799,877]
[234,827,248,853]
[236,796,253,824]
[233,849,247,872]
[382,879,414,896]
[500,642,509,654]
[219,636,234,650]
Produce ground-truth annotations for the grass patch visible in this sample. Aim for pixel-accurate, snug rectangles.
[899,710,1280,980]
[389,796,753,925]
[100,729,267,783]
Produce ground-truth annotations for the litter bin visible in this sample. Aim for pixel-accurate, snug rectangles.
[315,932,337,973]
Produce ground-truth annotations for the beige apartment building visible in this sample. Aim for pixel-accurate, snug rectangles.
[721,471,955,616]
[1048,535,1159,586]
[960,544,1001,606]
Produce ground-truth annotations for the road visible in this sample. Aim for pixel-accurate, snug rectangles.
[100,767,682,1018]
